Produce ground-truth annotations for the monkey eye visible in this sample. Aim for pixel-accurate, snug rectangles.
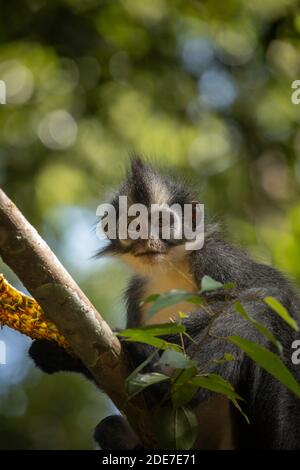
[126,215,145,239]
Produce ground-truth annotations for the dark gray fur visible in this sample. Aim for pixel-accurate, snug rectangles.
[29,158,300,449]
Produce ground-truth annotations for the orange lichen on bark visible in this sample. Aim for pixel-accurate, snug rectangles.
[0,274,70,350]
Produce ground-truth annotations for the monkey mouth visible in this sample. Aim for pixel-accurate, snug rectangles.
[134,251,165,258]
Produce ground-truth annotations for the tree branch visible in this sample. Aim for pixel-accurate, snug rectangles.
[0,188,156,447]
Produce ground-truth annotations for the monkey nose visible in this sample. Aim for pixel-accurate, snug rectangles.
[146,238,165,253]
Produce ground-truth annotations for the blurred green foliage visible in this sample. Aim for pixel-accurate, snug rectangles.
[0,0,300,449]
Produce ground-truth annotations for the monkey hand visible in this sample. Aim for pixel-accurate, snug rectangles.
[29,339,93,380]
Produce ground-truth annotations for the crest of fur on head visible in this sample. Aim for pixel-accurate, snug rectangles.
[100,157,195,252]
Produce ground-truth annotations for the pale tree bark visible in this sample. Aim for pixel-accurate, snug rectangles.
[0,188,156,448]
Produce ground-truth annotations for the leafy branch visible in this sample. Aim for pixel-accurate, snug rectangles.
[120,276,300,449]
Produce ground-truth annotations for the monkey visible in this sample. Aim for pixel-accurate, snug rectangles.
[29,157,300,450]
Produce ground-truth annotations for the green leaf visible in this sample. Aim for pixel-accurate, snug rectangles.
[212,352,236,365]
[171,367,199,408]
[189,373,249,422]
[117,323,185,352]
[145,290,203,319]
[264,297,299,332]
[190,374,242,402]
[118,323,185,338]
[154,403,198,450]
[172,366,199,384]
[127,372,170,399]
[121,335,183,353]
[232,399,250,424]
[200,275,223,293]
[224,353,235,361]
[172,384,199,409]
[229,336,300,400]
[158,349,197,370]
[178,312,189,319]
[235,301,283,354]
[224,281,236,291]
[143,294,160,303]
[126,350,158,384]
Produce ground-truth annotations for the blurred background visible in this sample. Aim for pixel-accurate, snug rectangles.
[0,0,300,449]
